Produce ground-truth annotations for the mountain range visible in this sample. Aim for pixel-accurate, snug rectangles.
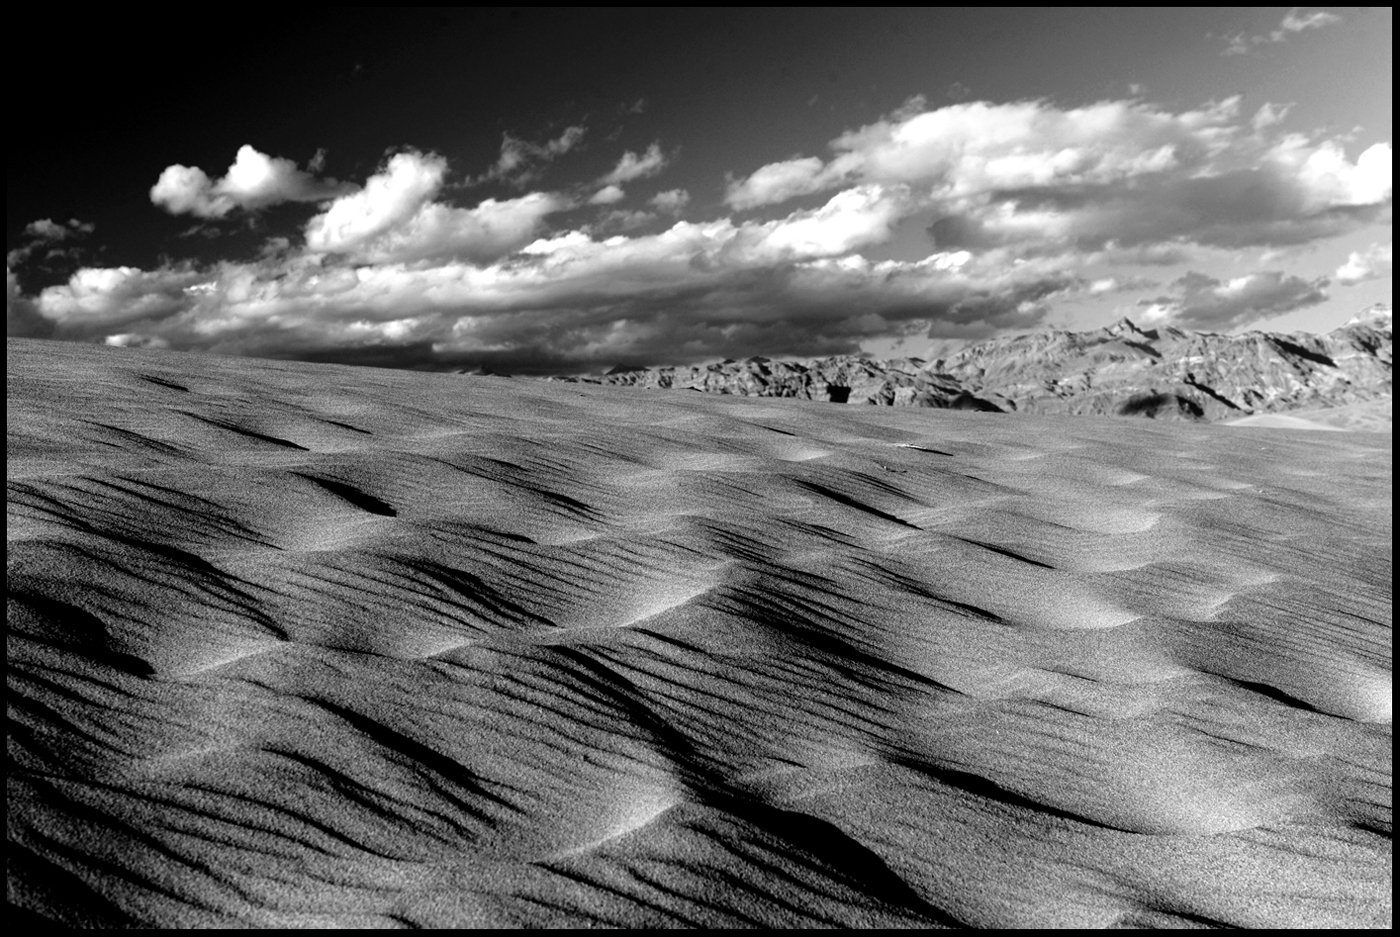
[545,304,1392,423]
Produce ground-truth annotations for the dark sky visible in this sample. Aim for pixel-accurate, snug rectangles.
[7,8,1392,371]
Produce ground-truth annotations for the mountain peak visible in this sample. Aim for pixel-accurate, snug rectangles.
[1106,316,1146,336]
[1343,303,1392,330]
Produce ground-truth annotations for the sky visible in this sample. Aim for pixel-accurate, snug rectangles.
[6,7,1392,373]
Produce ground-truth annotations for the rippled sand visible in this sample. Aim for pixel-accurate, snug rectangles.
[8,338,1392,927]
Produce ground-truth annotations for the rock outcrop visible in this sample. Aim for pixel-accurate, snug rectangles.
[550,305,1392,422]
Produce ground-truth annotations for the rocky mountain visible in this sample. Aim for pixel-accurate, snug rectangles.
[549,304,1392,422]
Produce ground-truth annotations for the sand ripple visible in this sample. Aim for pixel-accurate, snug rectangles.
[7,339,1392,927]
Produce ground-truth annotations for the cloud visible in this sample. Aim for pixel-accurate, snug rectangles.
[1136,270,1329,330]
[727,97,1390,254]
[726,157,829,210]
[596,210,656,232]
[14,95,1390,372]
[750,185,907,259]
[8,218,96,267]
[26,218,95,241]
[1267,138,1392,209]
[7,268,53,338]
[1251,102,1291,132]
[600,144,667,185]
[1335,241,1393,284]
[151,145,355,218]
[1224,8,1342,55]
[1278,9,1342,34]
[26,265,207,342]
[650,189,690,213]
[150,165,219,216]
[14,194,1079,370]
[726,98,1242,211]
[589,185,626,205]
[299,150,570,264]
[304,151,447,253]
[961,141,1390,252]
[1091,243,1196,267]
[482,126,585,185]
[259,237,292,259]
[1086,276,1158,295]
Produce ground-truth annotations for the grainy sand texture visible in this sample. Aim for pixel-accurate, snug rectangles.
[8,338,1393,928]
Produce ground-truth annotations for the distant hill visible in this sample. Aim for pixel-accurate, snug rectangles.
[550,304,1392,423]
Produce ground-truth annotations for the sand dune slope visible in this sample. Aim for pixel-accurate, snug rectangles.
[1223,398,1393,433]
[8,338,1392,928]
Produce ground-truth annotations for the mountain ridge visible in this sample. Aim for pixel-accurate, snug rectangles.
[545,304,1392,423]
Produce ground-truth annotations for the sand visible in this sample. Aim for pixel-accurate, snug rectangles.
[1222,399,1393,434]
[7,337,1392,928]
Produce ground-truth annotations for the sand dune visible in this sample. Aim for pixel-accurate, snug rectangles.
[8,337,1392,928]
[1223,398,1394,434]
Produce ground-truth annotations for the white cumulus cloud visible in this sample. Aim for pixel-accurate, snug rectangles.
[358,193,571,265]
[726,98,1240,211]
[1267,138,1393,209]
[1335,241,1393,284]
[589,185,626,205]
[151,145,355,218]
[725,97,1391,254]
[304,151,448,254]
[303,151,569,264]
[726,157,830,210]
[748,185,908,260]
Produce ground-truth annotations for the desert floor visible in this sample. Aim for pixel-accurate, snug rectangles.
[8,338,1392,927]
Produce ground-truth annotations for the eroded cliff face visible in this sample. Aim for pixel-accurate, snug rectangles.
[547,305,1392,422]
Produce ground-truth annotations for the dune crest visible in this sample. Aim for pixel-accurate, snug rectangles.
[8,338,1391,928]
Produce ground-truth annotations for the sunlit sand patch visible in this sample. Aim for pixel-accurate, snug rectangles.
[764,442,835,462]
[548,789,683,860]
[629,447,769,474]
[1016,501,1162,534]
[1222,413,1350,431]
[178,640,288,676]
[1321,664,1393,725]
[619,580,718,627]
[1061,726,1319,835]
